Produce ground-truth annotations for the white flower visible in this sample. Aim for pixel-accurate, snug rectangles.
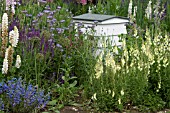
[163,57,169,67]
[95,54,103,79]
[91,93,97,100]
[128,0,133,18]
[158,81,161,89]
[133,26,138,37]
[6,0,16,12]
[108,90,111,94]
[145,0,152,19]
[14,26,19,46]
[11,5,15,14]
[2,58,8,74]
[9,26,19,47]
[6,0,12,10]
[133,6,137,17]
[113,46,118,54]
[4,47,9,59]
[153,0,160,18]
[118,98,121,104]
[112,91,115,98]
[15,55,21,68]
[121,58,125,67]
[2,13,8,34]
[121,89,124,96]
[9,30,15,46]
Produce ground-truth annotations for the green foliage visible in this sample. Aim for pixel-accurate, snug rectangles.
[139,92,165,112]
[0,0,170,112]
[48,57,79,111]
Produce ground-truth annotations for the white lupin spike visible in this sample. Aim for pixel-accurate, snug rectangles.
[15,55,21,68]
[2,58,8,74]
[2,13,8,35]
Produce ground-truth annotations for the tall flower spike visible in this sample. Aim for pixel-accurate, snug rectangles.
[128,0,133,18]
[11,0,16,14]
[9,30,15,46]
[11,5,15,14]
[6,0,12,10]
[5,47,9,59]
[1,13,8,57]
[94,53,103,79]
[2,13,8,37]
[14,26,19,47]
[145,0,152,19]
[2,58,8,74]
[133,6,137,20]
[15,55,21,68]
[7,46,14,68]
[9,26,19,47]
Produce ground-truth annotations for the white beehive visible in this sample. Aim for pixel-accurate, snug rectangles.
[72,13,129,55]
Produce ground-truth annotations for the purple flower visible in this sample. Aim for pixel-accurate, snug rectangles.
[56,28,64,34]
[47,15,53,19]
[0,78,50,111]
[60,20,65,23]
[0,99,4,110]
[37,12,44,17]
[57,6,61,10]
[43,10,50,13]
[45,5,51,10]
[21,10,27,13]
[25,14,32,17]
[39,0,47,4]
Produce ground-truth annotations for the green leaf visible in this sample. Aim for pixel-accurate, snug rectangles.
[70,103,82,107]
[57,104,64,109]
[69,80,77,88]
[54,110,60,113]
[48,100,57,105]
[62,76,66,81]
[69,76,77,80]
[42,112,50,113]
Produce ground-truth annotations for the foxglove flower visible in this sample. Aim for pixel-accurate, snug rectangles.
[145,0,152,19]
[91,93,97,100]
[15,55,21,68]
[128,0,133,18]
[118,98,121,104]
[133,6,137,19]
[121,89,124,96]
[94,53,103,79]
[112,91,115,97]
[2,58,8,74]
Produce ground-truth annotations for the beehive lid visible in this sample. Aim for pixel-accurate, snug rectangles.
[72,13,128,22]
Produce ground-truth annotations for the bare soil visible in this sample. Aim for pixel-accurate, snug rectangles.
[60,106,170,113]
